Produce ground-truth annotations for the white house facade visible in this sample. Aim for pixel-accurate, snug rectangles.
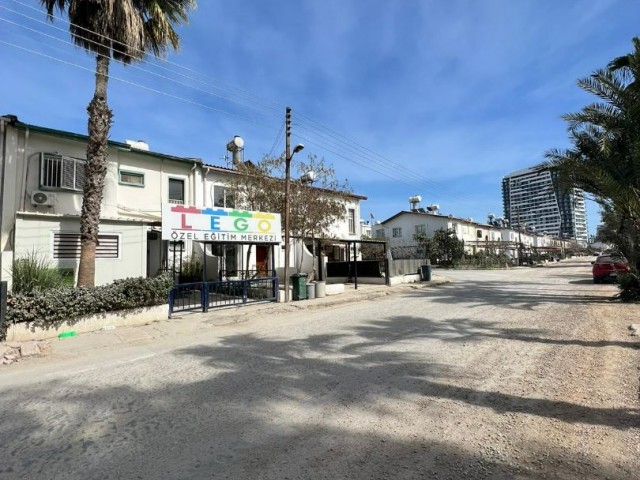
[199,164,367,280]
[0,116,367,289]
[375,210,571,261]
[0,115,203,288]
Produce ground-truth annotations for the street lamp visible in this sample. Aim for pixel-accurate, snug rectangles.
[283,107,304,302]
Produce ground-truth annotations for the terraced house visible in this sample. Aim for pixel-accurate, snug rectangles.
[0,115,366,290]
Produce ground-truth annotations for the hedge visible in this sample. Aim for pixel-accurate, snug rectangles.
[1,275,173,341]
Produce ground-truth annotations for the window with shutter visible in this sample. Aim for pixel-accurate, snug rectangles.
[53,233,120,259]
[40,153,85,191]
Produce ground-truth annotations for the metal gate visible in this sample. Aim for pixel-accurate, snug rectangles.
[169,276,278,317]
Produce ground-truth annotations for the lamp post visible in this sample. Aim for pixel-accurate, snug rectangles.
[283,106,304,302]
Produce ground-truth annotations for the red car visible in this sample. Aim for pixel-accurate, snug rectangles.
[592,254,631,283]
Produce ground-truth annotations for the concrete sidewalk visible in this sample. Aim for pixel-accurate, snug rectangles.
[0,276,451,372]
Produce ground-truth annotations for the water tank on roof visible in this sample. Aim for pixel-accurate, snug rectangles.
[226,135,244,165]
[409,195,422,211]
[125,139,149,151]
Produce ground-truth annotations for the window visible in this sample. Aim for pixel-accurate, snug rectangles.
[213,185,235,208]
[477,230,483,238]
[225,244,237,273]
[375,229,386,239]
[168,178,185,204]
[348,209,356,234]
[40,153,85,192]
[392,227,402,238]
[169,241,185,253]
[415,224,426,235]
[119,170,145,187]
[53,233,119,259]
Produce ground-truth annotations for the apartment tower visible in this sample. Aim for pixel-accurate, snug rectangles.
[501,167,588,246]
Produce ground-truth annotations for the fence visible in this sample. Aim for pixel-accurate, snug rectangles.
[169,276,278,317]
[388,259,425,277]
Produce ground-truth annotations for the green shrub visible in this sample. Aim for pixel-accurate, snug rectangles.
[11,251,71,294]
[618,272,640,301]
[1,275,173,341]
[180,255,203,282]
[457,252,511,269]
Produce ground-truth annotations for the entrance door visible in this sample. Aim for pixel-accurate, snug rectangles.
[256,245,269,276]
[147,231,161,277]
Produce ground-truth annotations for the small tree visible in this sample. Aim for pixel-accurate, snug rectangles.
[414,233,437,263]
[415,228,465,266]
[290,155,351,274]
[228,154,352,277]
[359,235,385,260]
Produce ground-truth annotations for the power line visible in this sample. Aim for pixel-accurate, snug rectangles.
[0,39,280,131]
[7,0,283,111]
[295,114,477,202]
[4,0,485,207]
[0,7,282,121]
[293,121,479,204]
[268,121,285,158]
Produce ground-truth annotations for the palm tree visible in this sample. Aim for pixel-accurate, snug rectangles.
[545,37,640,266]
[40,0,196,286]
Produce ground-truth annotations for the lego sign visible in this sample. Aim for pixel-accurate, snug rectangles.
[161,204,282,244]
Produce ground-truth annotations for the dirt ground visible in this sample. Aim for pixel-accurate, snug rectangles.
[0,258,638,479]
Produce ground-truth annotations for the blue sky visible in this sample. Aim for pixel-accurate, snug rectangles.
[1,0,639,234]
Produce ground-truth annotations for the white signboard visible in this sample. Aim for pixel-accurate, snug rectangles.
[161,204,282,244]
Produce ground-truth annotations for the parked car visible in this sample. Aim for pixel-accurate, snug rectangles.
[592,254,631,283]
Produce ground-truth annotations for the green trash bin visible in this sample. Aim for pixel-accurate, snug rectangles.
[419,265,432,282]
[290,273,308,300]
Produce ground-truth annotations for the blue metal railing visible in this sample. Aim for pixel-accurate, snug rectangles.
[169,276,278,317]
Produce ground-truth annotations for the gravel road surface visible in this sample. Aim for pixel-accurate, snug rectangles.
[0,259,638,479]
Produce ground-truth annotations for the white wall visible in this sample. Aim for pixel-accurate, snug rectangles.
[377,213,449,248]
[14,215,146,286]
[17,131,198,222]
[0,121,199,285]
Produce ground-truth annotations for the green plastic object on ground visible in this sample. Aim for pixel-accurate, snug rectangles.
[58,331,77,339]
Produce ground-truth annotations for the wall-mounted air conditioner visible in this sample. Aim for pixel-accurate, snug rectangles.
[30,191,57,206]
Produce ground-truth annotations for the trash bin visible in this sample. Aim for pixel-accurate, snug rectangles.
[307,281,316,300]
[290,273,308,300]
[419,265,432,282]
[315,281,326,298]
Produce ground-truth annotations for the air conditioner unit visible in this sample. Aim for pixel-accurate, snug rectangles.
[30,191,57,206]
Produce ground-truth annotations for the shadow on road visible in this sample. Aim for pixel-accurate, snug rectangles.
[346,316,638,351]
[404,279,614,310]
[0,313,636,479]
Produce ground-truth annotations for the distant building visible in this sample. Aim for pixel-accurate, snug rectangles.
[501,167,588,246]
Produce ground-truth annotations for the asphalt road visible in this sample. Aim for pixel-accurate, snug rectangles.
[0,259,638,479]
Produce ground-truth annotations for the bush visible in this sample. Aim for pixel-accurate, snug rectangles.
[457,252,511,269]
[180,255,203,283]
[11,251,71,294]
[618,272,640,301]
[1,275,173,341]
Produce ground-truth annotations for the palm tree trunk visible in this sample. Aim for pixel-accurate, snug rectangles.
[77,54,112,287]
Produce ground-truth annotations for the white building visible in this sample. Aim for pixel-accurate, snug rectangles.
[501,167,588,246]
[0,115,203,288]
[375,207,571,262]
[0,116,367,288]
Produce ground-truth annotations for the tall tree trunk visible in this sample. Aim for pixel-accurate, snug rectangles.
[77,54,112,287]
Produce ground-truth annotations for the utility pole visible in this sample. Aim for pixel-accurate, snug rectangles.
[283,107,292,303]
